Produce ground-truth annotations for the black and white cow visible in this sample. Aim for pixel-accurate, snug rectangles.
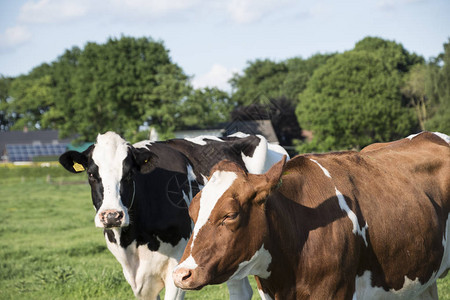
[59,131,289,299]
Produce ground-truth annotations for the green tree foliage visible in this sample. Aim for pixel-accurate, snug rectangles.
[181,87,234,128]
[401,64,428,130]
[63,37,190,141]
[230,59,288,105]
[42,47,81,135]
[425,39,450,133]
[0,75,15,131]
[282,54,335,100]
[6,37,194,142]
[230,54,334,106]
[296,37,420,152]
[8,64,54,131]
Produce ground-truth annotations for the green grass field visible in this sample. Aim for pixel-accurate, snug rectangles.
[1,164,449,299]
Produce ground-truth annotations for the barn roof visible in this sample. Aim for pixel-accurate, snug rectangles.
[224,120,279,144]
[0,130,72,161]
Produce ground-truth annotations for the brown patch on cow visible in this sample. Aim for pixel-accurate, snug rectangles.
[175,133,450,298]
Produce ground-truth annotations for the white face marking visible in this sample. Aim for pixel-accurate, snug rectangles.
[175,254,198,271]
[190,171,238,249]
[310,158,368,245]
[92,132,130,227]
[184,135,224,145]
[230,244,272,280]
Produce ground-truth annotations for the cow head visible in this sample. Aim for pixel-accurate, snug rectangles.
[173,155,286,290]
[59,132,156,228]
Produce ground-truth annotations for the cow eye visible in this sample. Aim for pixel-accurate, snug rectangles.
[222,212,239,225]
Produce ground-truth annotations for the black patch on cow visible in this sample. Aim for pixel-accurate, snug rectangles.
[87,162,104,210]
[165,135,262,180]
[104,229,117,244]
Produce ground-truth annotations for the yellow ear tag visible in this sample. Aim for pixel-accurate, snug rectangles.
[73,162,85,172]
[144,159,148,163]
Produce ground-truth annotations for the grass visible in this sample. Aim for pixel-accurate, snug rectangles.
[1,164,449,299]
[0,164,260,299]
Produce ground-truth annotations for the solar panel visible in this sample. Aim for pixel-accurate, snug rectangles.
[6,143,68,162]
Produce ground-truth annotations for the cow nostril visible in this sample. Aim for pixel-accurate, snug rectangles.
[182,269,192,281]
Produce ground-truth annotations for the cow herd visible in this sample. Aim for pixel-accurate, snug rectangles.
[59,131,450,300]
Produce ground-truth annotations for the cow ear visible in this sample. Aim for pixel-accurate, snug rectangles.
[131,147,158,174]
[253,155,287,205]
[59,150,88,173]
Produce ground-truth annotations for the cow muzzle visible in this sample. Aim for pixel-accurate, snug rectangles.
[99,210,125,228]
[173,267,197,290]
[173,267,211,290]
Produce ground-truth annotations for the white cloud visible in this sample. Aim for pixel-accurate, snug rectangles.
[192,64,238,91]
[19,0,88,24]
[0,25,32,50]
[227,0,295,24]
[376,0,424,10]
[108,0,200,17]
[308,3,332,18]
[377,0,397,10]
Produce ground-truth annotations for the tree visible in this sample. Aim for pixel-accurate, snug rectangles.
[41,47,81,135]
[230,54,334,106]
[282,54,335,100]
[181,87,234,129]
[401,64,427,130]
[43,36,191,141]
[0,75,15,131]
[353,37,423,73]
[8,64,54,131]
[296,38,420,152]
[425,38,450,133]
[230,59,288,105]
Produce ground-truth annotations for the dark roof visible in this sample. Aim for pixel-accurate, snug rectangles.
[224,120,279,144]
[0,130,72,158]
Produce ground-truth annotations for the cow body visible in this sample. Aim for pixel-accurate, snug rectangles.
[174,131,450,299]
[59,131,288,299]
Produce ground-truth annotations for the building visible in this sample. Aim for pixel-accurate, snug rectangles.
[0,130,72,162]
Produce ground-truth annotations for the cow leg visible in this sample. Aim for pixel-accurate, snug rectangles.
[133,275,165,300]
[163,259,185,300]
[226,278,253,300]
[417,283,438,300]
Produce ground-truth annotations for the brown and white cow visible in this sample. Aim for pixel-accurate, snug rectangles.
[173,131,450,299]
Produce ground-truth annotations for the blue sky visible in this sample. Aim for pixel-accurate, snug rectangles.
[0,0,449,91]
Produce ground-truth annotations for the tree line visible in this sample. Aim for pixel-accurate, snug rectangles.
[0,36,449,152]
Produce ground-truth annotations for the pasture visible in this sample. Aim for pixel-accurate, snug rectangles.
[1,164,449,299]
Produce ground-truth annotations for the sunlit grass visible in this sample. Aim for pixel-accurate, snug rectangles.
[1,165,448,299]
